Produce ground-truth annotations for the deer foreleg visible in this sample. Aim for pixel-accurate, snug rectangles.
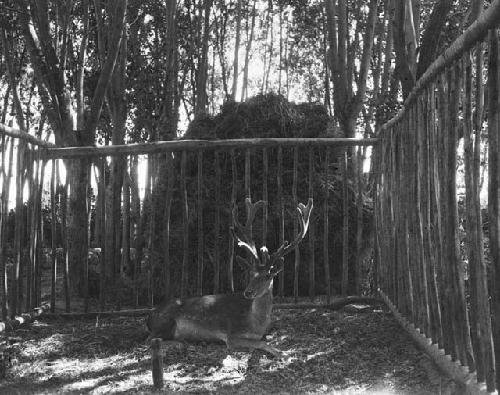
[226,337,283,358]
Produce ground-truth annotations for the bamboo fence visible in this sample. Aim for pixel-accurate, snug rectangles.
[375,1,500,392]
[0,131,375,322]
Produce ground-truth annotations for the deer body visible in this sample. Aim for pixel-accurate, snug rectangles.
[147,198,312,357]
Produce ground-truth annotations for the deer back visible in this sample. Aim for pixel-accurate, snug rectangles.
[147,290,273,342]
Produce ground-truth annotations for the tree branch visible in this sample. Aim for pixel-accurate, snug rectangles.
[85,0,128,137]
[415,0,453,80]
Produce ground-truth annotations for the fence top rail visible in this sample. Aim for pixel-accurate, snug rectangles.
[0,123,56,148]
[42,137,379,159]
[379,0,500,133]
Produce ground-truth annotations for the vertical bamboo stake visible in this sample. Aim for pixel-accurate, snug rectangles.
[474,41,497,392]
[26,148,35,310]
[464,50,480,375]
[147,157,158,308]
[277,147,285,297]
[487,28,500,389]
[131,155,139,306]
[426,83,444,347]
[417,97,431,336]
[244,148,253,276]
[25,147,34,311]
[197,151,204,296]
[262,148,268,244]
[292,146,299,303]
[341,151,349,295]
[471,42,496,391]
[0,136,6,318]
[308,147,315,300]
[50,160,57,313]
[228,149,237,292]
[162,153,174,298]
[36,156,46,307]
[214,152,221,293]
[61,168,70,313]
[354,148,363,296]
[436,74,453,355]
[122,164,131,279]
[323,148,331,303]
[13,139,25,317]
[245,148,251,200]
[0,136,13,319]
[99,158,106,310]
[447,65,475,369]
[181,151,188,298]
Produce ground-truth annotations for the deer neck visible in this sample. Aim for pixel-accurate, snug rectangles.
[251,284,274,319]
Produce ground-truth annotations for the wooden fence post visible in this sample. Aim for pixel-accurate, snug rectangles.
[151,338,164,389]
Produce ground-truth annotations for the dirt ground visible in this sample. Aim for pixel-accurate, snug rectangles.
[0,306,451,394]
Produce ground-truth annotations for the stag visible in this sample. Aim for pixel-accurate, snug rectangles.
[147,198,313,357]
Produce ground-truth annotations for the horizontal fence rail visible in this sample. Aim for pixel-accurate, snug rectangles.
[375,1,500,392]
[42,137,378,159]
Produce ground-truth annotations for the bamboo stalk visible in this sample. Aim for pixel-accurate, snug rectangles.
[341,151,349,296]
[293,146,299,303]
[416,98,431,336]
[83,163,90,313]
[122,164,131,279]
[245,148,251,200]
[163,153,174,298]
[0,135,8,319]
[214,152,221,293]
[487,28,500,389]
[323,148,331,303]
[262,148,268,244]
[50,160,57,313]
[99,158,106,310]
[426,84,444,347]
[181,151,188,298]
[0,136,14,318]
[447,65,475,369]
[26,148,34,311]
[354,147,363,296]
[131,156,139,306]
[197,151,204,296]
[13,139,25,317]
[308,147,315,300]
[228,149,237,293]
[436,74,453,355]
[147,156,158,307]
[277,147,285,297]
[464,51,480,377]
[36,156,46,308]
[61,168,70,313]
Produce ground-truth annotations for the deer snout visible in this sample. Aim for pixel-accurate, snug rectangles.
[243,289,256,299]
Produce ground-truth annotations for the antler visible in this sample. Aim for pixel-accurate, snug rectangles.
[270,198,313,273]
[230,198,266,262]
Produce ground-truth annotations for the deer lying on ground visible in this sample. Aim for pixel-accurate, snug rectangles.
[147,198,313,357]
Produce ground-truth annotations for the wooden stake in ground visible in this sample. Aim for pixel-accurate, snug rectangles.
[151,338,164,389]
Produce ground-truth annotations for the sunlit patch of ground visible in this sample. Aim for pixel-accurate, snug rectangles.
[0,305,448,394]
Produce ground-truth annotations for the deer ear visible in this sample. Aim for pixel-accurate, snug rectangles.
[269,258,284,276]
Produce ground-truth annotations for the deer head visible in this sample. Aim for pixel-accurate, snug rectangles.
[231,198,313,299]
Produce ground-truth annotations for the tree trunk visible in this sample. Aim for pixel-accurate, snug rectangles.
[241,0,256,101]
[231,0,242,100]
[195,0,213,114]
